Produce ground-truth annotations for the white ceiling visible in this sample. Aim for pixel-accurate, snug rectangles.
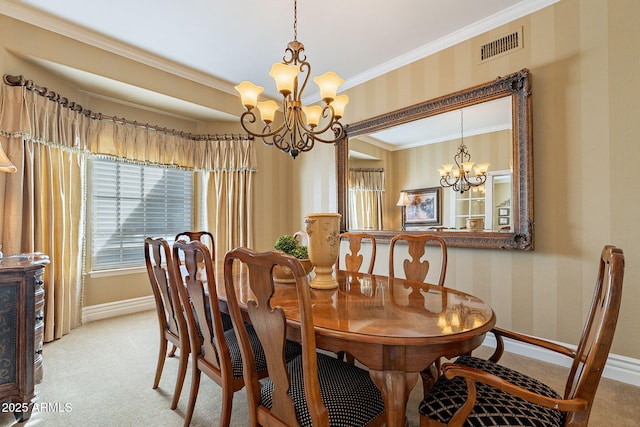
[2,0,555,122]
[365,96,513,151]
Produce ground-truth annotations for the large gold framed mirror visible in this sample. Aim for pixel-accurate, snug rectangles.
[336,69,533,250]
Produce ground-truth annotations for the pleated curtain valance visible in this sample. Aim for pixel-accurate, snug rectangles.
[348,168,385,192]
[0,84,257,172]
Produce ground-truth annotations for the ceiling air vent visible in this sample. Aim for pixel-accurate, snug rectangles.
[480,28,523,62]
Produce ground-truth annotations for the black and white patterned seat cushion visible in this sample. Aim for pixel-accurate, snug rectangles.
[220,312,234,331]
[261,352,385,427]
[222,324,302,379]
[418,355,565,427]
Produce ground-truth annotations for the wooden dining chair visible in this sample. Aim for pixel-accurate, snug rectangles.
[144,237,189,410]
[175,231,215,252]
[174,231,233,331]
[223,247,386,427]
[172,240,300,427]
[389,233,448,390]
[337,232,377,274]
[418,245,625,427]
[389,233,448,285]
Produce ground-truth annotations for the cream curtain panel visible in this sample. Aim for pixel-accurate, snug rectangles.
[348,168,385,231]
[200,139,256,263]
[0,84,256,341]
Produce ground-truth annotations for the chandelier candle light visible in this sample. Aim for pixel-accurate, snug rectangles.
[438,110,489,193]
[234,0,348,159]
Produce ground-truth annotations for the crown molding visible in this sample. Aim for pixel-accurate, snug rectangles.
[0,2,238,96]
[338,0,560,93]
[302,0,558,104]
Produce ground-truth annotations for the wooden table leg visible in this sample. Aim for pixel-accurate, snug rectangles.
[369,369,419,427]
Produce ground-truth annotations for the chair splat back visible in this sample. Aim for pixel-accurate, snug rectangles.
[175,231,215,261]
[338,232,377,274]
[389,234,448,285]
[174,240,228,372]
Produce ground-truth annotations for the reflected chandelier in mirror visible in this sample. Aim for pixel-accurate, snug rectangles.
[336,69,533,250]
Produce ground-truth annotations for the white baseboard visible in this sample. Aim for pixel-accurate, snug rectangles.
[81,297,640,387]
[82,295,155,323]
[483,334,640,387]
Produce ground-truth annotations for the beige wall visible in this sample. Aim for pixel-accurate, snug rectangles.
[297,0,640,360]
[1,0,639,362]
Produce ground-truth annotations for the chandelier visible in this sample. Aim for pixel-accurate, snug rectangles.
[437,303,486,334]
[234,0,348,159]
[438,110,489,193]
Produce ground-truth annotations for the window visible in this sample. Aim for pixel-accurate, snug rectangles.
[90,158,193,271]
[449,185,486,229]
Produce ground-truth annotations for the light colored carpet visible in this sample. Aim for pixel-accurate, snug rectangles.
[2,310,639,426]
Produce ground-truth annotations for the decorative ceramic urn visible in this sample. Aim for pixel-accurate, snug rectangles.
[305,212,341,289]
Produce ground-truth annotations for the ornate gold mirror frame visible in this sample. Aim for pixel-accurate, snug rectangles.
[336,69,533,250]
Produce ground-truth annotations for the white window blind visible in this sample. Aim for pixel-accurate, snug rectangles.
[90,158,193,271]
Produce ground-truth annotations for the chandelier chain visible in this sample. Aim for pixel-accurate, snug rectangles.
[460,109,464,143]
[293,0,297,41]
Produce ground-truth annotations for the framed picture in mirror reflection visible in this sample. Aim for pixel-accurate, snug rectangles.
[402,187,442,230]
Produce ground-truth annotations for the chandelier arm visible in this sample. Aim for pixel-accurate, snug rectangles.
[293,107,309,149]
[295,104,334,135]
[271,106,297,152]
[296,61,311,101]
[440,176,455,188]
[285,98,298,134]
[239,110,288,139]
[297,131,315,153]
[286,116,314,157]
[294,104,344,143]
[309,122,346,144]
[265,129,296,155]
[469,174,488,185]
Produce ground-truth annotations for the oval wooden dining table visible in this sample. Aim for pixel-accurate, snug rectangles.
[211,264,496,427]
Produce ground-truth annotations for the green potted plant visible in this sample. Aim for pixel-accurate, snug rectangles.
[273,234,313,283]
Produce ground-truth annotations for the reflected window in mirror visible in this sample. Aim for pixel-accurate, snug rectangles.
[348,167,385,230]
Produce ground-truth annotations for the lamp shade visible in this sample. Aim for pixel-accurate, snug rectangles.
[234,81,264,110]
[257,100,279,124]
[330,95,349,118]
[313,71,343,103]
[474,163,490,174]
[441,164,454,174]
[396,192,410,206]
[302,105,323,128]
[462,161,475,173]
[0,145,16,173]
[269,63,299,97]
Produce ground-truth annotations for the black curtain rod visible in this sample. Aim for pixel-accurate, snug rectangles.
[3,74,251,142]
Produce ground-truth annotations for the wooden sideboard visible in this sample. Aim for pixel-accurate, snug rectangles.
[0,253,49,422]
